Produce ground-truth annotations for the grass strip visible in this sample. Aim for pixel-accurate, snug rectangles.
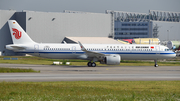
[0,67,40,73]
[0,81,179,100]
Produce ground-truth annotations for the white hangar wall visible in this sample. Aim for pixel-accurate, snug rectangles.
[24,11,111,43]
[152,21,180,41]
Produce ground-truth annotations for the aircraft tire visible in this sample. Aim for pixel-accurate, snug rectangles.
[87,62,92,67]
[91,62,96,67]
[154,64,158,67]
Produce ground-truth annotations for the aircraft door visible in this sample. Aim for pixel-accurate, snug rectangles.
[72,46,76,54]
[34,44,39,53]
[155,46,160,54]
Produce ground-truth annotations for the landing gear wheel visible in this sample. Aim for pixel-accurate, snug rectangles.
[87,62,92,67]
[154,64,158,67]
[154,60,158,67]
[91,62,96,67]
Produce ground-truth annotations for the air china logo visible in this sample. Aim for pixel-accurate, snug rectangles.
[151,46,154,49]
[12,28,22,39]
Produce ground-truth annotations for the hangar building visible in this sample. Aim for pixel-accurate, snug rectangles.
[106,10,180,42]
[0,10,112,55]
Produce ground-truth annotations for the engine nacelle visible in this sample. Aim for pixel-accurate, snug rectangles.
[103,54,121,65]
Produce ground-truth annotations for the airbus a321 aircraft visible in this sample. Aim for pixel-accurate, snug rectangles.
[6,20,176,67]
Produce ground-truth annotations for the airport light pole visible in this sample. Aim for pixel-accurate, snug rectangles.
[167,30,169,41]
[167,26,173,41]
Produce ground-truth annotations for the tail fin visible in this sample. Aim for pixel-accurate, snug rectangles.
[8,20,35,44]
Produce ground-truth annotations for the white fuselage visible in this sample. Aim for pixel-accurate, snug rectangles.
[6,20,176,67]
[7,43,176,60]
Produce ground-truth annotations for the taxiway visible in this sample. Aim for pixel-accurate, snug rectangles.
[0,64,180,81]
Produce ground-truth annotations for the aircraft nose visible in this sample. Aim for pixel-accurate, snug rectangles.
[172,52,176,58]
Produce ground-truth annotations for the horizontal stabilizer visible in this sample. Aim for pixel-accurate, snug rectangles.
[6,45,26,50]
[11,46,26,50]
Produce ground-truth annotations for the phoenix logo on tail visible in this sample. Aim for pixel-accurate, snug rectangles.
[12,28,22,39]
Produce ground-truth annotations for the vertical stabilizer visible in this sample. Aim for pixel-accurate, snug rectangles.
[8,20,36,44]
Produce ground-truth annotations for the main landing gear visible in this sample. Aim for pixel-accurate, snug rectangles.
[154,60,159,67]
[87,62,96,67]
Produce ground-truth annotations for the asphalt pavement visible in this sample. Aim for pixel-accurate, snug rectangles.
[0,64,180,81]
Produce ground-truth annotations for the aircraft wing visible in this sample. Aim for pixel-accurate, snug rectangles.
[78,41,105,59]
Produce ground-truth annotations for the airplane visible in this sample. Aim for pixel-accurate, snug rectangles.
[6,20,176,67]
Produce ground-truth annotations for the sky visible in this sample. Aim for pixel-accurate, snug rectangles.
[0,0,180,14]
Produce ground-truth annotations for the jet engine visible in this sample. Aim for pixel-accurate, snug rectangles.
[102,54,121,65]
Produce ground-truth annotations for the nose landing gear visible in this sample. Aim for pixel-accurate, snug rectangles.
[154,60,159,67]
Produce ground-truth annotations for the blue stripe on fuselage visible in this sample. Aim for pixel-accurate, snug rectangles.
[18,51,175,55]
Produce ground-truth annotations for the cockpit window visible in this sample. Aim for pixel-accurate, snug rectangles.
[165,49,170,51]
